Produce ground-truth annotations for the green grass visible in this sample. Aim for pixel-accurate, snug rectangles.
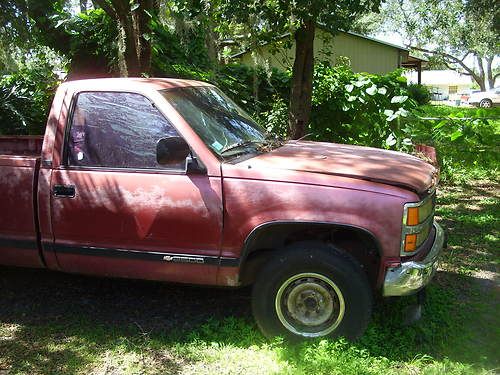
[0,181,499,374]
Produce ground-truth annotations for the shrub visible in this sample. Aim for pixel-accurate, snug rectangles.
[0,53,60,135]
[407,83,431,105]
[215,64,290,117]
[260,94,289,138]
[151,17,213,76]
[153,61,291,122]
[49,8,117,77]
[407,107,500,181]
[308,63,417,150]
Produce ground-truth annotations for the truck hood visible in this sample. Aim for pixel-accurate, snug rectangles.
[245,141,437,193]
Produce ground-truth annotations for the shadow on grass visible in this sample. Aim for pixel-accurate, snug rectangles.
[0,266,498,374]
[435,183,499,279]
[0,266,253,374]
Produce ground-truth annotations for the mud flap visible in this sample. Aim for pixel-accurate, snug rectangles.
[402,288,427,326]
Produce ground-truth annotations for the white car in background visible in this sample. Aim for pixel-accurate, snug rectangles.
[468,87,500,108]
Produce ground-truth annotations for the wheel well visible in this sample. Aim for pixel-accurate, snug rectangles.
[239,223,381,286]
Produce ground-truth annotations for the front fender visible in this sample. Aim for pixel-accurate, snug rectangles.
[221,178,410,260]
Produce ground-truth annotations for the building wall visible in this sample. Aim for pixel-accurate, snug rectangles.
[237,29,402,75]
[427,84,471,101]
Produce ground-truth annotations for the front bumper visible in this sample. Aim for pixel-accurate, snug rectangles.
[383,222,445,296]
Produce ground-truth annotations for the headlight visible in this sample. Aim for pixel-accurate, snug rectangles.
[401,190,436,255]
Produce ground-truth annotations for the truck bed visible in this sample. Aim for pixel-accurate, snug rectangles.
[0,135,43,158]
[0,136,43,268]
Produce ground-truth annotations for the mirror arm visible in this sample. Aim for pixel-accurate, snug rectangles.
[186,153,207,174]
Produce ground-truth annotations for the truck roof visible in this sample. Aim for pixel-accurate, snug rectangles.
[60,77,212,92]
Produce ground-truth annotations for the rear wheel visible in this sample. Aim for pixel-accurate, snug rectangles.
[479,99,493,108]
[252,242,372,340]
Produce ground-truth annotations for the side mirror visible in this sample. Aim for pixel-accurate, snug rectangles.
[156,136,191,166]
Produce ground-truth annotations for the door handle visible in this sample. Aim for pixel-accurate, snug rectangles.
[53,184,76,198]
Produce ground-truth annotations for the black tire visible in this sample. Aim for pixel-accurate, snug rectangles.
[479,99,493,108]
[252,241,372,341]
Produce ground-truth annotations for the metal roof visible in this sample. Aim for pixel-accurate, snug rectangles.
[229,27,411,59]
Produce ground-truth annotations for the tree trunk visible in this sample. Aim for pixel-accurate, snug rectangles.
[476,78,486,92]
[486,56,495,89]
[205,29,219,68]
[133,0,153,74]
[288,20,315,139]
[476,56,486,91]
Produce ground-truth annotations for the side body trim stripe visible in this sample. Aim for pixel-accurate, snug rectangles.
[0,238,239,267]
[47,242,239,267]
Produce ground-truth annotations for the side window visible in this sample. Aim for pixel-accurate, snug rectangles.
[67,92,185,169]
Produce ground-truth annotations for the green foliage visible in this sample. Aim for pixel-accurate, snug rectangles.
[262,64,429,151]
[417,104,500,118]
[379,0,499,90]
[59,8,118,75]
[0,0,66,48]
[408,105,500,182]
[151,16,212,75]
[215,64,290,117]
[260,95,289,138]
[217,0,382,41]
[309,64,417,149]
[407,83,431,105]
[0,54,60,135]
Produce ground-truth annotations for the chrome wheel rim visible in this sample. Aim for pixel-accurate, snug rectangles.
[275,272,345,337]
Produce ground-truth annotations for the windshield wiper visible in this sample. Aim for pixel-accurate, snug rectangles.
[220,140,266,155]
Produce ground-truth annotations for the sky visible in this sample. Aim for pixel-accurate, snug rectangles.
[374,32,406,48]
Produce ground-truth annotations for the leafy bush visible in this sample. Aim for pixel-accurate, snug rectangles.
[408,106,499,182]
[260,94,289,138]
[153,60,290,123]
[260,64,418,149]
[151,18,213,76]
[0,54,60,135]
[48,8,117,77]
[215,64,290,117]
[308,64,417,149]
[407,83,431,105]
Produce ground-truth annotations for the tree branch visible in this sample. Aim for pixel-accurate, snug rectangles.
[441,59,471,75]
[460,52,470,62]
[410,45,488,90]
[412,46,476,73]
[92,0,116,18]
[476,55,485,80]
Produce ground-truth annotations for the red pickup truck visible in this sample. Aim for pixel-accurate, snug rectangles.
[0,78,445,340]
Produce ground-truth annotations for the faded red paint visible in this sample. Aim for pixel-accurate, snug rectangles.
[0,78,438,290]
[248,140,437,193]
[0,152,41,267]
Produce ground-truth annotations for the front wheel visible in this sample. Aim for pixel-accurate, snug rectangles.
[479,99,493,108]
[252,242,372,340]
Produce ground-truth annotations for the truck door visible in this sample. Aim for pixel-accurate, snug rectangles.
[49,91,222,285]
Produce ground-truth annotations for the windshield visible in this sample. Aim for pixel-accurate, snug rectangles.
[160,86,278,158]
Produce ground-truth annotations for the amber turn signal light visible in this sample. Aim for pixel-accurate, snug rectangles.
[404,234,417,252]
[406,207,419,226]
